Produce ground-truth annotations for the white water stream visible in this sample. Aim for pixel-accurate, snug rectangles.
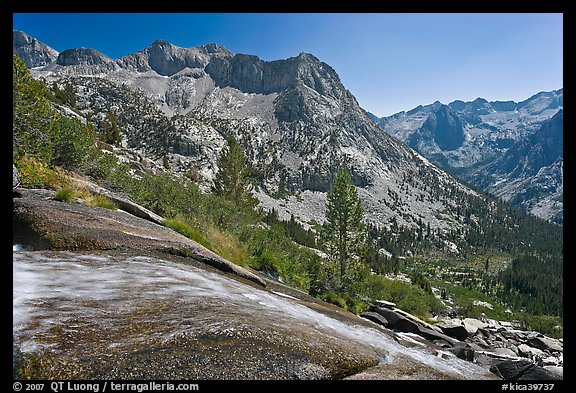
[13,251,494,379]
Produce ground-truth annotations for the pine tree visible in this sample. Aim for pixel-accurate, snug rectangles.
[101,112,122,145]
[321,168,367,291]
[212,137,258,210]
[13,54,58,163]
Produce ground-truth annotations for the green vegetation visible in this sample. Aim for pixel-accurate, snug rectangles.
[264,210,317,248]
[498,254,563,317]
[13,54,100,169]
[12,53,562,336]
[51,81,77,108]
[518,314,563,339]
[164,217,213,250]
[54,188,76,203]
[100,112,122,146]
[212,137,259,211]
[86,195,118,211]
[15,155,69,189]
[321,168,368,293]
[13,54,58,164]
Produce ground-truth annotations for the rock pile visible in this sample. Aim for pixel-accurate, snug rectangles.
[361,301,562,380]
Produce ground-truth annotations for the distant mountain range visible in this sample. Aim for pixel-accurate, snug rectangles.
[373,90,563,224]
[13,27,562,250]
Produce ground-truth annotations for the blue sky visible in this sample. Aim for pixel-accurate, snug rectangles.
[13,13,563,117]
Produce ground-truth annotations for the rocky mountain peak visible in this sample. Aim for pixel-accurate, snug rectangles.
[517,89,563,114]
[379,88,563,224]
[151,38,170,47]
[199,42,233,56]
[114,39,232,77]
[56,47,113,66]
[530,109,563,164]
[412,104,465,151]
[13,30,59,68]
[203,49,345,101]
[146,40,209,76]
[296,52,320,62]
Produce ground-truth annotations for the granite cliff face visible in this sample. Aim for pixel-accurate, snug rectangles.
[473,111,563,224]
[117,39,232,76]
[408,105,466,152]
[13,30,59,68]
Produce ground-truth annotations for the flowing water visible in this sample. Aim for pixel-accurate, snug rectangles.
[13,251,495,379]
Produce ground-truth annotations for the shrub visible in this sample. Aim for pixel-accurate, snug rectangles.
[54,188,75,203]
[91,153,119,179]
[52,117,99,170]
[322,292,348,309]
[164,218,213,250]
[361,274,445,319]
[15,156,69,189]
[520,314,563,339]
[86,195,118,210]
[346,297,370,315]
[205,226,251,267]
[13,54,58,163]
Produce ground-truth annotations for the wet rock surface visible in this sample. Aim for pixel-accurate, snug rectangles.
[13,251,379,379]
[13,249,498,380]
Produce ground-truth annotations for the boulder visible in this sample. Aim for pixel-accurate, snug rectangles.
[526,336,563,353]
[392,316,421,335]
[416,326,459,347]
[393,308,444,333]
[491,347,518,358]
[543,366,563,379]
[499,321,513,329]
[518,344,546,360]
[374,299,396,309]
[490,359,562,380]
[448,343,475,362]
[394,332,431,348]
[373,307,420,334]
[542,356,561,367]
[436,320,468,341]
[360,311,389,327]
[372,307,405,327]
[463,318,487,336]
[501,330,522,340]
[471,337,490,349]
[518,365,562,380]
[489,359,534,380]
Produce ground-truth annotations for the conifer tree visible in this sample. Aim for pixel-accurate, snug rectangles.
[101,112,122,145]
[321,168,367,291]
[212,137,258,210]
